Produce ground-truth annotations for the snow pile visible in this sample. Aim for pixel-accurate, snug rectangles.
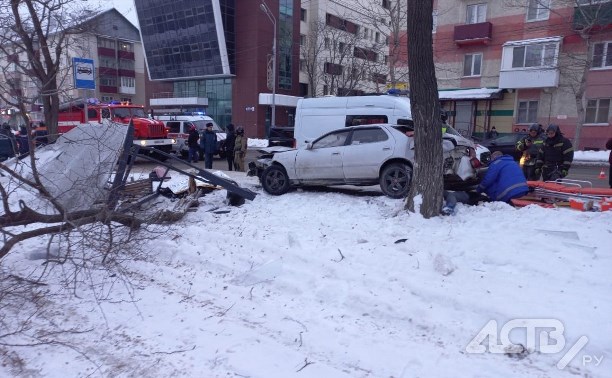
[1,172,611,377]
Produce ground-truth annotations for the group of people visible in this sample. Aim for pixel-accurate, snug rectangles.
[185,122,247,171]
[1,122,48,158]
[516,123,574,182]
[442,123,576,215]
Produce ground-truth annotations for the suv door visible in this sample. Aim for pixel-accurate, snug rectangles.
[342,127,393,179]
[295,129,350,180]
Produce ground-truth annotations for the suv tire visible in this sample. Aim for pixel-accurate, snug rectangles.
[380,163,412,198]
[261,165,291,195]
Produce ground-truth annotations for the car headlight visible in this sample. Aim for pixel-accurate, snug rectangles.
[140,140,147,146]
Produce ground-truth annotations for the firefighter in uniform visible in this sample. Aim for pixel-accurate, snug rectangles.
[516,123,545,180]
[535,124,574,182]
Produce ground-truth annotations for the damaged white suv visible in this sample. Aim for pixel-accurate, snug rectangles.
[248,124,484,198]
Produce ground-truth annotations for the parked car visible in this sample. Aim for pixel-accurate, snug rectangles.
[479,133,528,162]
[268,126,295,148]
[248,124,484,198]
[0,134,17,161]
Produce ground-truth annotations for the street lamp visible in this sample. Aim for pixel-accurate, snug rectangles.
[260,2,276,129]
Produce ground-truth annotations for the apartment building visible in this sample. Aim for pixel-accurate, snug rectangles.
[432,0,612,149]
[0,9,145,126]
[299,0,393,97]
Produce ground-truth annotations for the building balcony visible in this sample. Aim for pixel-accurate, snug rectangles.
[97,47,116,57]
[98,67,117,76]
[573,2,612,32]
[118,69,135,78]
[118,51,135,60]
[499,67,560,89]
[454,22,492,45]
[119,86,136,95]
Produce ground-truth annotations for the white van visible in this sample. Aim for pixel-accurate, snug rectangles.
[294,95,413,148]
[156,114,226,157]
[294,95,490,162]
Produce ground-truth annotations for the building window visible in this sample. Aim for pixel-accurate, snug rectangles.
[466,3,487,24]
[119,41,133,52]
[339,42,346,53]
[324,37,330,49]
[463,53,482,76]
[433,9,438,33]
[101,96,114,102]
[120,77,135,88]
[517,100,538,124]
[100,76,117,86]
[300,8,307,22]
[99,57,117,68]
[585,98,610,124]
[118,59,134,70]
[300,34,306,47]
[382,0,390,9]
[299,59,306,72]
[372,73,387,84]
[592,41,612,69]
[324,62,343,75]
[97,37,116,49]
[511,43,557,68]
[323,85,329,95]
[527,0,550,21]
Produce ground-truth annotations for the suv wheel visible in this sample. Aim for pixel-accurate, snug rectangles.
[261,165,290,195]
[380,163,412,199]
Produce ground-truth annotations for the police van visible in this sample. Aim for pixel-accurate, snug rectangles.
[156,113,226,158]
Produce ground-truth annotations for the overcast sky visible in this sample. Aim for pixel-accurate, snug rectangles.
[107,0,139,28]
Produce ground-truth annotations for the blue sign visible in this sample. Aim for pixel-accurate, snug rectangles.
[73,58,95,89]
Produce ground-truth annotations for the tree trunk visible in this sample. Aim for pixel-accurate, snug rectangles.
[404,0,444,218]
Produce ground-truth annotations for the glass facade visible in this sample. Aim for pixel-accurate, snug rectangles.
[135,0,232,80]
[278,0,293,90]
[173,78,233,128]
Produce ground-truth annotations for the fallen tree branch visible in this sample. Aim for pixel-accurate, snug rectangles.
[296,358,314,372]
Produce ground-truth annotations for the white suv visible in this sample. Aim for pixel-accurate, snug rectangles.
[249,124,483,198]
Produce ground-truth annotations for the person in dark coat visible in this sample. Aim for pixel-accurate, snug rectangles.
[535,124,574,181]
[33,121,48,146]
[200,122,217,169]
[516,123,545,180]
[1,123,17,157]
[224,123,236,171]
[606,138,612,189]
[186,124,200,164]
[476,151,529,203]
[17,125,30,156]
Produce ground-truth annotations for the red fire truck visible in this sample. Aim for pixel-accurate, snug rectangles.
[58,100,175,160]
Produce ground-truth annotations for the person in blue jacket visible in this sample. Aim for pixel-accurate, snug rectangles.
[199,122,218,169]
[477,151,529,203]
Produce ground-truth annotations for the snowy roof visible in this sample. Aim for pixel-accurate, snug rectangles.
[439,88,504,100]
[503,36,563,46]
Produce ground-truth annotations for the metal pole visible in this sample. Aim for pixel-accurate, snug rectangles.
[271,18,276,128]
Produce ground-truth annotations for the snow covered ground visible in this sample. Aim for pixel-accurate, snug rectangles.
[1,165,611,377]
